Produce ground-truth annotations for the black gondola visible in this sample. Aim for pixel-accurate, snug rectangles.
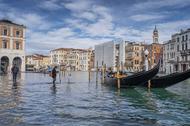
[105,61,160,87]
[142,69,190,88]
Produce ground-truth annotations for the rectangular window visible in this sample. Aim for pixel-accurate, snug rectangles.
[16,42,20,49]
[177,37,180,42]
[177,45,179,51]
[186,35,188,41]
[2,40,7,48]
[185,43,188,50]
[182,36,184,41]
[3,29,7,36]
[16,31,20,37]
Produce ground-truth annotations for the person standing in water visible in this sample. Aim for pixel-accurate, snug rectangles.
[11,64,19,83]
[51,66,57,85]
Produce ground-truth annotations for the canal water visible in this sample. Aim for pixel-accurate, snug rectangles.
[0,72,190,126]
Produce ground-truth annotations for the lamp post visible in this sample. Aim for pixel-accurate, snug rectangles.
[144,49,149,71]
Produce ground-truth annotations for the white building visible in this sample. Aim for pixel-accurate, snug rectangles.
[50,48,92,71]
[94,40,126,70]
[163,28,190,74]
[0,19,26,73]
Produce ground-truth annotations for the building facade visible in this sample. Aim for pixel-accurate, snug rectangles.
[163,28,190,74]
[146,26,163,70]
[25,54,50,71]
[125,42,145,72]
[50,48,92,71]
[94,40,126,71]
[0,19,26,73]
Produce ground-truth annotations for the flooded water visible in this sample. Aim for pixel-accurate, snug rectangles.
[0,72,190,126]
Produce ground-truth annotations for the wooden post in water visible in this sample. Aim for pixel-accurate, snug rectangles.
[88,65,91,83]
[102,64,105,84]
[104,64,106,83]
[117,61,120,89]
[96,61,98,83]
[101,61,104,84]
[148,80,151,89]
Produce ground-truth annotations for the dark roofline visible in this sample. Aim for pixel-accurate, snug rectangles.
[51,48,88,52]
[0,19,26,28]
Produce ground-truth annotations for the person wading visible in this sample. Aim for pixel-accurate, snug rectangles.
[51,66,57,86]
[11,64,19,83]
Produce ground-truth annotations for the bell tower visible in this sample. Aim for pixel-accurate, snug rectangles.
[153,25,159,43]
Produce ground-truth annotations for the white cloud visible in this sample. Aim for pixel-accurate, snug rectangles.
[39,0,62,10]
[130,14,166,21]
[63,0,92,12]
[130,0,190,12]
[14,13,52,30]
[72,11,97,21]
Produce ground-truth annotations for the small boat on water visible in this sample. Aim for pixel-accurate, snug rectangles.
[105,61,160,87]
[142,69,190,88]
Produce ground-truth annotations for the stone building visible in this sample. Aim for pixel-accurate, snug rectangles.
[163,28,190,74]
[25,54,50,71]
[0,19,26,73]
[125,42,145,72]
[50,48,92,71]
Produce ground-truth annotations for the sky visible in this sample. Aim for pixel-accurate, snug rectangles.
[0,0,190,54]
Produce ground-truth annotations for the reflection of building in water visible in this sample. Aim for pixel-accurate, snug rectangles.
[0,19,26,73]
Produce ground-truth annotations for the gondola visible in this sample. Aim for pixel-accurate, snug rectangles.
[105,61,160,87]
[142,69,190,88]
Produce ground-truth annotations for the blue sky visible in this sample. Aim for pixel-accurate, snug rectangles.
[0,0,190,54]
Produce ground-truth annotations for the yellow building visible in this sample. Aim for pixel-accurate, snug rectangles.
[125,42,145,72]
[0,19,26,73]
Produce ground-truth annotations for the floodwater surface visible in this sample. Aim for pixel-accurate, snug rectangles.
[0,72,190,126]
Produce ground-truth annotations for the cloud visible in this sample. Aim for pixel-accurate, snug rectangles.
[72,11,97,21]
[63,0,92,12]
[14,13,52,30]
[130,0,190,12]
[39,0,62,10]
[26,27,111,54]
[130,14,166,21]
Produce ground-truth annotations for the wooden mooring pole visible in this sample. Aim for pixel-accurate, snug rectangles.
[101,61,104,84]
[96,61,98,84]
[104,64,106,83]
[117,61,120,89]
[88,66,91,83]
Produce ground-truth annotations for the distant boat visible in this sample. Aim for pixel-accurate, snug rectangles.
[105,60,160,87]
[142,69,190,88]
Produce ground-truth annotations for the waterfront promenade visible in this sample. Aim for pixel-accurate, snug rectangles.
[0,72,190,126]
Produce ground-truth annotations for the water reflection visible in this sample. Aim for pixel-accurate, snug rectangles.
[0,72,190,126]
[50,85,57,95]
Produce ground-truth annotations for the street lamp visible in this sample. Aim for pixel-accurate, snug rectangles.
[144,49,149,71]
